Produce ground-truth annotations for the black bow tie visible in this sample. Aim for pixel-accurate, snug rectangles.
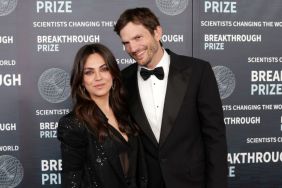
[140,67,164,80]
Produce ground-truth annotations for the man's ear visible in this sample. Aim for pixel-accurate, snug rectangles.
[154,26,163,41]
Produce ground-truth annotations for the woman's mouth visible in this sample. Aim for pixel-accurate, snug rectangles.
[94,83,104,89]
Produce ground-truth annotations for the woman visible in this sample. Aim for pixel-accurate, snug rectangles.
[57,43,147,188]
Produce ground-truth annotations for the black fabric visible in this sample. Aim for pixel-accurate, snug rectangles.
[107,125,138,188]
[122,49,228,188]
[57,112,148,188]
[140,67,164,80]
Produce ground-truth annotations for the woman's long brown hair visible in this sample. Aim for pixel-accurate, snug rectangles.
[70,43,137,142]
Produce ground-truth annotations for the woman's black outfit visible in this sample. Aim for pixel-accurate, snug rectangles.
[57,112,148,188]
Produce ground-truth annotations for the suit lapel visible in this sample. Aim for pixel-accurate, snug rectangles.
[124,65,159,147]
[159,50,192,147]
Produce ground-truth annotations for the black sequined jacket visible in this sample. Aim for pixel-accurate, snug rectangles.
[57,112,148,188]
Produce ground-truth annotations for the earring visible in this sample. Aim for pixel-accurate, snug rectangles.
[112,81,116,90]
[80,86,86,95]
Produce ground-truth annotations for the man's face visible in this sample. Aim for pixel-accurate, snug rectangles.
[119,22,163,69]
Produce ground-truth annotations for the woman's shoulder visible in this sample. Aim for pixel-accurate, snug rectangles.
[57,111,89,143]
[57,112,91,148]
[59,111,84,128]
[59,111,74,122]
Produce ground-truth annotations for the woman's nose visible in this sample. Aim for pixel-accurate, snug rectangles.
[94,71,102,80]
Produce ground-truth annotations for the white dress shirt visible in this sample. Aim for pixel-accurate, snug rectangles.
[137,50,170,142]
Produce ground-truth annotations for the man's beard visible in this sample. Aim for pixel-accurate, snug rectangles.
[130,42,159,68]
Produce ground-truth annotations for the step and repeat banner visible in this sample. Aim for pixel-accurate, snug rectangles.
[193,1,282,187]
[0,0,281,187]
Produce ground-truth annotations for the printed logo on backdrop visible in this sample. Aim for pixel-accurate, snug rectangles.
[38,68,70,103]
[0,0,17,16]
[156,0,189,16]
[212,66,236,99]
[0,155,23,188]
[41,159,61,185]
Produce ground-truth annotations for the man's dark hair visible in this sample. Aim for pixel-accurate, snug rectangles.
[114,7,160,36]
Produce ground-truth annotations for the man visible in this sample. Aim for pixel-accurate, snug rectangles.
[114,7,228,188]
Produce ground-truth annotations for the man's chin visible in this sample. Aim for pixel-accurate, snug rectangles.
[136,61,149,67]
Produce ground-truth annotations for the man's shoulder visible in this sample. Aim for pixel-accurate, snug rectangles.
[121,63,138,79]
[166,49,210,69]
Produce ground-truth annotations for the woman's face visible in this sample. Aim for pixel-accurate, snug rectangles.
[83,53,113,101]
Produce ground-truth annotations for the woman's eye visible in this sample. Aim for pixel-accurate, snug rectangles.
[84,71,93,75]
[100,67,109,72]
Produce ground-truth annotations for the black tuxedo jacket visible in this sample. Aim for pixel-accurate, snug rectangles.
[122,49,228,188]
[57,112,148,188]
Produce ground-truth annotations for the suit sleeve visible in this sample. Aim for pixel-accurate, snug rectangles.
[57,115,88,188]
[197,62,228,188]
